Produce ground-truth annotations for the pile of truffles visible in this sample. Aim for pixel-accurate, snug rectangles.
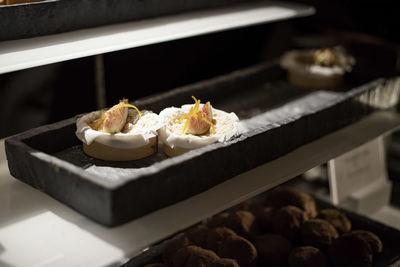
[144,187,383,267]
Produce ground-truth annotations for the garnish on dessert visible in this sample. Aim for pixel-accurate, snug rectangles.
[313,49,340,67]
[177,96,216,135]
[89,99,142,133]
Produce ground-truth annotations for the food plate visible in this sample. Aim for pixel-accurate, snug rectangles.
[4,60,392,226]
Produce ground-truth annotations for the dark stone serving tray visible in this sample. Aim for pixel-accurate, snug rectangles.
[0,0,257,41]
[121,196,400,267]
[4,60,393,226]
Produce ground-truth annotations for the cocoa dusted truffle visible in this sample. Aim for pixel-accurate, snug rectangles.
[205,227,257,266]
[208,210,259,239]
[349,230,383,255]
[217,235,258,266]
[273,205,309,241]
[300,219,338,250]
[238,200,265,218]
[258,206,276,233]
[206,227,237,252]
[227,210,260,238]
[209,213,231,228]
[163,235,193,266]
[329,234,373,267]
[186,225,210,248]
[317,209,352,234]
[254,234,292,266]
[172,245,239,267]
[143,264,167,267]
[288,246,329,267]
[265,187,317,218]
[172,245,218,267]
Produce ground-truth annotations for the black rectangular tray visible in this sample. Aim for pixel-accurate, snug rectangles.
[0,0,257,41]
[5,60,390,227]
[121,196,400,267]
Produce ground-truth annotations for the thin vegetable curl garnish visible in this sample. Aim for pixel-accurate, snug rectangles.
[90,103,142,131]
[178,96,216,134]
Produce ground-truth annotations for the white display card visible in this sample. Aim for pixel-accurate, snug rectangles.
[328,137,388,205]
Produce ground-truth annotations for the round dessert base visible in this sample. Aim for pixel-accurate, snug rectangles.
[83,136,158,161]
[162,144,193,157]
[288,71,343,90]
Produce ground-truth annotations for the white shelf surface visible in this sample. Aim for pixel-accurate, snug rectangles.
[1,111,400,267]
[0,0,314,75]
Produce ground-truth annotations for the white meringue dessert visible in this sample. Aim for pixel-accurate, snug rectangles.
[280,47,355,90]
[76,99,163,161]
[158,96,240,157]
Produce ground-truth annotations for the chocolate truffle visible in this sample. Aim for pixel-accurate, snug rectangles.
[208,210,259,239]
[329,234,373,267]
[288,246,329,267]
[350,230,383,254]
[317,209,352,234]
[258,207,276,233]
[209,213,230,228]
[217,236,258,266]
[300,219,339,250]
[172,245,220,267]
[206,227,237,252]
[186,225,209,248]
[163,235,193,265]
[273,205,309,240]
[254,234,292,266]
[143,264,167,267]
[172,245,239,267]
[226,210,260,238]
[265,187,317,218]
[238,200,265,218]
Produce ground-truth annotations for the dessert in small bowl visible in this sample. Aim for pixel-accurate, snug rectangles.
[158,96,240,157]
[280,47,355,90]
[76,99,163,161]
